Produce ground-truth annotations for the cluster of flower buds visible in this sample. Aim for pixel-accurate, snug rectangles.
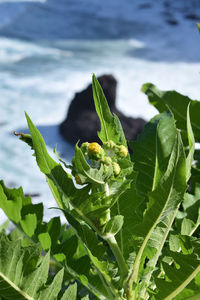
[73,140,128,185]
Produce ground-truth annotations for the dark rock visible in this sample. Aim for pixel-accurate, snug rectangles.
[59,74,146,145]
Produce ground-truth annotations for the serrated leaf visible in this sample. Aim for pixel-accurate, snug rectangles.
[0,183,22,223]
[0,233,65,300]
[0,181,43,239]
[38,232,51,251]
[142,83,200,144]
[127,131,187,291]
[61,282,77,300]
[24,251,50,298]
[20,213,37,237]
[0,181,107,298]
[136,132,186,236]
[92,74,127,146]
[38,269,64,300]
[111,171,144,260]
[14,131,34,150]
[130,113,177,198]
[25,112,76,210]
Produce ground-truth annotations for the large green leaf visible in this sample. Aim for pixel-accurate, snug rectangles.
[142,83,200,143]
[92,74,127,146]
[0,181,41,238]
[113,115,176,275]
[127,131,187,296]
[111,171,144,261]
[25,112,76,211]
[130,113,177,198]
[0,181,109,299]
[0,233,66,300]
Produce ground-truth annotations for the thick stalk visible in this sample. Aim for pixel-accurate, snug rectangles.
[103,233,128,279]
[102,182,128,279]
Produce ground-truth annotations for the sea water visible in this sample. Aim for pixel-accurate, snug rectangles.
[1,0,200,223]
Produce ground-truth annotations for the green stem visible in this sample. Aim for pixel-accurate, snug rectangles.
[103,233,128,280]
[103,182,128,279]
[117,199,124,256]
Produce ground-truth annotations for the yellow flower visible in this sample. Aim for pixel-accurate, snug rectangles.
[88,142,103,157]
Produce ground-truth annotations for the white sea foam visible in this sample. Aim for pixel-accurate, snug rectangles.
[0,1,200,224]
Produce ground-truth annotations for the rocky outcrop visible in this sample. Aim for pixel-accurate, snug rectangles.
[59,74,146,145]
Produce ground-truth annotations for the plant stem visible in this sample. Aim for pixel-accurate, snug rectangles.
[103,233,128,279]
[117,199,124,256]
[102,183,128,279]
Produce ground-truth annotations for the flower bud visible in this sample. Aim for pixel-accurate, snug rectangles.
[118,145,128,158]
[88,142,104,158]
[112,162,121,175]
[104,164,110,175]
[75,175,83,185]
[103,140,116,149]
[103,156,112,165]
[81,142,89,156]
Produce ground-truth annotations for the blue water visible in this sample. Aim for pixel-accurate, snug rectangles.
[1,0,200,223]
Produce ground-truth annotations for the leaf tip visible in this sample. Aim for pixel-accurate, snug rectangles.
[197,22,200,33]
[141,83,154,94]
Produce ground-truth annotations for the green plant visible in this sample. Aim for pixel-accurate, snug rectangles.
[0,74,199,299]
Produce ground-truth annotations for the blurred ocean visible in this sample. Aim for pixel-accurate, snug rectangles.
[1,0,200,223]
